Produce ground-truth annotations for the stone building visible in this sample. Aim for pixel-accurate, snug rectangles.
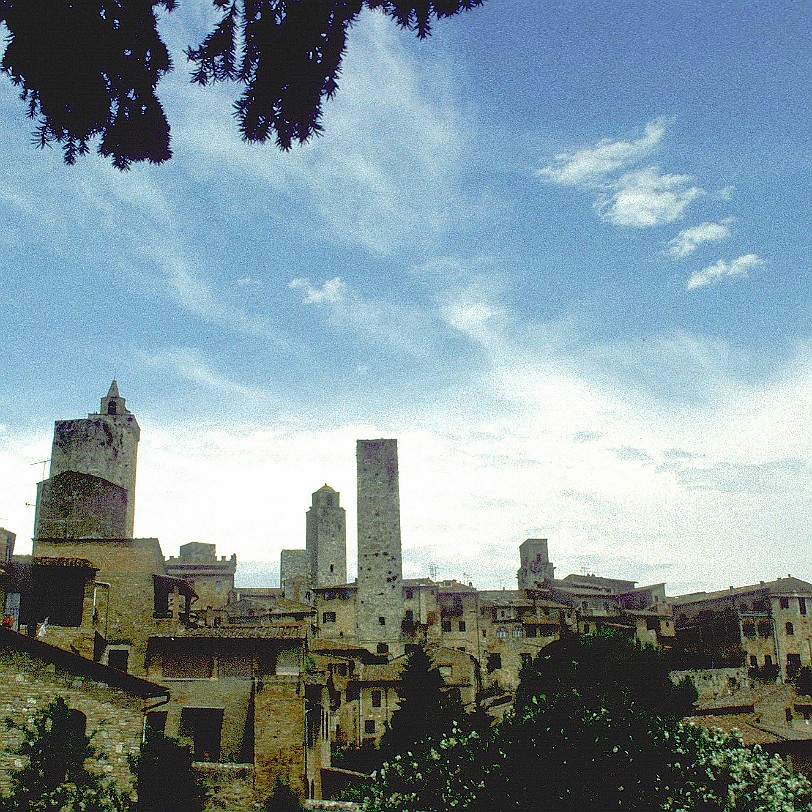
[35,381,140,539]
[672,577,812,680]
[0,625,168,798]
[356,439,405,657]
[306,485,347,588]
[165,542,238,611]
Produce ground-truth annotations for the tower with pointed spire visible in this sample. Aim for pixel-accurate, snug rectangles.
[36,382,140,538]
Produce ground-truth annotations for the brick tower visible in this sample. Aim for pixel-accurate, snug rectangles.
[356,439,404,655]
[306,484,347,588]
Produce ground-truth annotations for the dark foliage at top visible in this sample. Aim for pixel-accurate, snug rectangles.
[0,0,484,168]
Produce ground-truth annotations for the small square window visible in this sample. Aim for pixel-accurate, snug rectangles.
[442,620,452,632]
[364,719,376,734]
[322,612,336,624]
[378,616,386,626]
[376,643,389,655]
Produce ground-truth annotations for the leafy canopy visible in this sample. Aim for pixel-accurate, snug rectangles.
[359,632,812,812]
[0,0,484,169]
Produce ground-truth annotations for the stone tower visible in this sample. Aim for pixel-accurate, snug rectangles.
[356,439,404,655]
[35,382,140,538]
[306,484,347,587]
[517,538,555,590]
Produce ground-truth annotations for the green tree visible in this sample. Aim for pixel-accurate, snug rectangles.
[0,696,129,812]
[130,730,204,812]
[0,0,485,169]
[359,632,812,812]
[377,645,469,763]
[514,630,697,721]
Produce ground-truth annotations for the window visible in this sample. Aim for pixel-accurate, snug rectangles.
[742,621,756,638]
[750,655,758,667]
[179,708,223,762]
[801,598,808,616]
[322,612,336,624]
[405,588,413,600]
[525,626,537,638]
[520,653,532,666]
[496,627,508,639]
[442,620,452,632]
[787,707,794,723]
[487,653,502,672]
[458,621,466,632]
[330,564,334,573]
[781,597,790,609]
[788,653,802,676]
[758,620,772,638]
[765,655,774,667]
[376,643,389,655]
[787,622,795,636]
[512,627,523,638]
[371,690,382,708]
[404,609,414,623]
[347,684,360,701]
[215,580,222,594]
[145,711,167,736]
[67,709,87,738]
[107,649,129,672]
[364,720,376,734]
[378,616,386,626]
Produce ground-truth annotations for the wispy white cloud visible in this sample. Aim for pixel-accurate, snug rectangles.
[686,253,764,290]
[288,275,439,356]
[667,219,734,258]
[141,347,282,406]
[539,118,705,229]
[289,276,348,305]
[538,118,666,185]
[597,167,703,228]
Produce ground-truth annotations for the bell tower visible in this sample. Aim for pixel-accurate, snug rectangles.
[36,382,140,538]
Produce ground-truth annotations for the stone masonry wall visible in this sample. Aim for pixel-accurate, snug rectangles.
[356,440,404,653]
[0,650,148,797]
[253,676,306,800]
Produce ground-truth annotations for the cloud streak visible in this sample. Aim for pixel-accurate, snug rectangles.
[667,219,734,258]
[597,167,702,228]
[539,118,704,229]
[686,253,764,290]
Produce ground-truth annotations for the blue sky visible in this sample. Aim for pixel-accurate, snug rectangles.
[1,0,811,594]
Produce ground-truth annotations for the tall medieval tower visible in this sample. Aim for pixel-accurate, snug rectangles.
[35,382,140,538]
[356,439,404,655]
[306,485,347,587]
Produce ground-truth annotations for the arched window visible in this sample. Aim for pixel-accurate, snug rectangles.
[511,627,523,638]
[107,400,117,415]
[496,627,508,639]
